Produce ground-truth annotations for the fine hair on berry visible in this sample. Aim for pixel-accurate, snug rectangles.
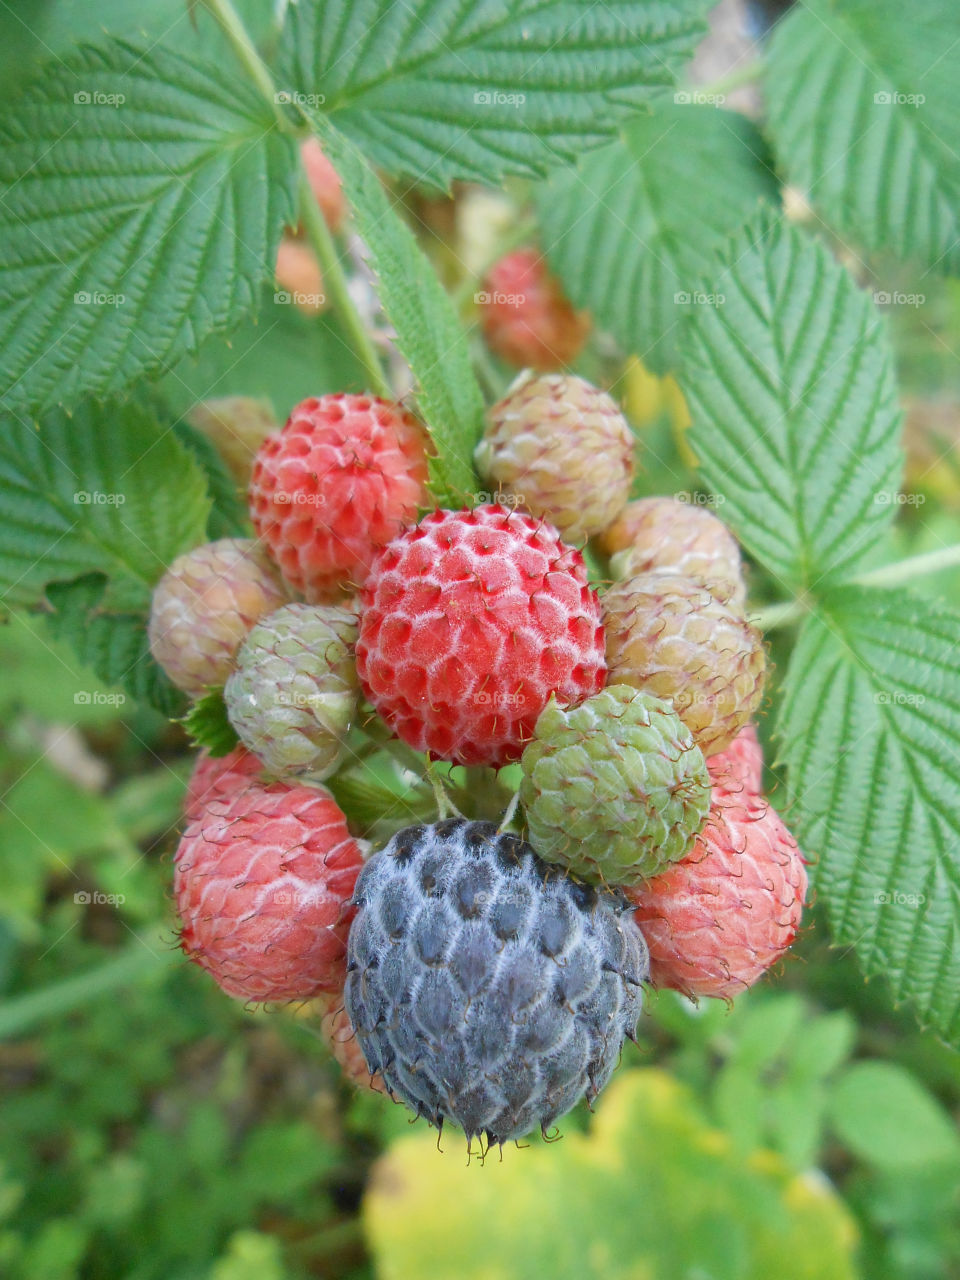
[344,818,648,1148]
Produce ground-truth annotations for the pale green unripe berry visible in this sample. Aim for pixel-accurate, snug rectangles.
[520,685,710,884]
[224,603,359,783]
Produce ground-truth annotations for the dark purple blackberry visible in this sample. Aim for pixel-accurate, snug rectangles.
[344,818,647,1146]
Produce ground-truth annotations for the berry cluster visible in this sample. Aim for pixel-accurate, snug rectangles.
[153,249,806,1149]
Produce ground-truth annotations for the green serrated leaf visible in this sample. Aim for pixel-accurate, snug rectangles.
[318,126,484,506]
[45,575,185,717]
[678,214,903,587]
[182,691,239,758]
[161,288,369,415]
[777,586,960,1044]
[765,0,960,274]
[538,104,779,372]
[0,39,298,418]
[278,0,709,190]
[0,398,209,610]
[173,420,250,541]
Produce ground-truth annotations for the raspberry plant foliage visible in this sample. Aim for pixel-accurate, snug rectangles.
[0,0,958,1069]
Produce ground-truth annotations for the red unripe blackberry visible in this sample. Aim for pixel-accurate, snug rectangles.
[480,248,589,370]
[248,394,430,602]
[175,781,363,1002]
[356,505,606,766]
[629,794,807,999]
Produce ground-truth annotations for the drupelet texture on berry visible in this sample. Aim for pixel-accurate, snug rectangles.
[248,394,430,602]
[707,723,764,797]
[356,505,607,767]
[520,686,710,885]
[313,992,386,1094]
[603,571,766,756]
[479,247,589,370]
[601,497,746,606]
[224,603,359,783]
[344,819,647,1146]
[477,372,635,544]
[628,794,807,999]
[148,539,289,696]
[183,745,266,823]
[175,781,364,1003]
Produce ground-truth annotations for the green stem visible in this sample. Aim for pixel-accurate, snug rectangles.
[753,542,960,632]
[0,935,176,1040]
[201,0,390,399]
[286,1217,364,1261]
[855,543,960,588]
[696,59,765,99]
[360,720,428,778]
[200,0,291,132]
[298,174,392,398]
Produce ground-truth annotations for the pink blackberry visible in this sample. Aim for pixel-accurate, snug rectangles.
[175,781,364,1003]
[248,394,430,603]
[480,248,589,370]
[707,723,764,797]
[628,794,807,1000]
[183,745,266,823]
[356,505,606,767]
